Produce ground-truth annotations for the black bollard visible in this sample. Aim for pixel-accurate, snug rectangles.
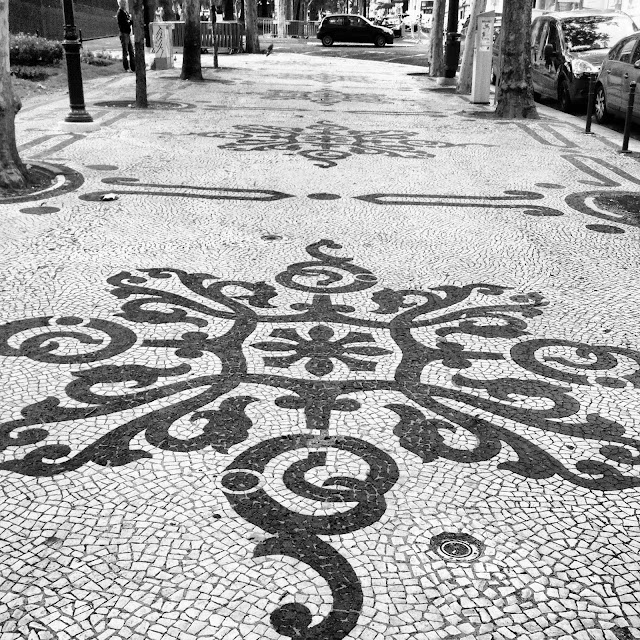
[620,81,637,154]
[61,0,93,123]
[443,0,461,79]
[585,75,595,134]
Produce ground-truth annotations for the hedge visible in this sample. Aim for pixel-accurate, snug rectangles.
[10,33,64,66]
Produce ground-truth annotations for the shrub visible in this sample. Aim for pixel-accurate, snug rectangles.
[82,50,116,66]
[10,66,51,81]
[9,33,64,66]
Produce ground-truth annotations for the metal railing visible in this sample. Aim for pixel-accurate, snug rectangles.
[171,21,245,52]
[257,19,320,38]
[169,18,319,52]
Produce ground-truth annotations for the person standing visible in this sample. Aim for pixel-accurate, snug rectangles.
[117,0,136,72]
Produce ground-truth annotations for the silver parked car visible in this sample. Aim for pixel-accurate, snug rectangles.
[595,30,640,123]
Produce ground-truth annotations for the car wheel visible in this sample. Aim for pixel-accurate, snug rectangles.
[594,84,610,124]
[374,35,386,47]
[558,80,573,113]
[321,35,334,46]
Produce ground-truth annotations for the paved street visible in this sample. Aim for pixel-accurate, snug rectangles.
[1,49,640,640]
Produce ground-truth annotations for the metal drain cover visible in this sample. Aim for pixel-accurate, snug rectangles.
[430,532,484,561]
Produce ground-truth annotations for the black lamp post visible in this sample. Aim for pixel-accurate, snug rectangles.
[61,0,93,122]
[443,0,460,79]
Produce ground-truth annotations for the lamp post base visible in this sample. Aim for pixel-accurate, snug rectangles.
[60,120,100,133]
[64,111,94,123]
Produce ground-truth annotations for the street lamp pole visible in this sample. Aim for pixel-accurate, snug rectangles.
[443,0,460,79]
[60,0,93,122]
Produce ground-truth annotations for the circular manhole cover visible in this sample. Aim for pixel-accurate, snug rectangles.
[430,532,485,562]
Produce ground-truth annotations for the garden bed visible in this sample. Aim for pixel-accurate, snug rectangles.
[9,34,123,103]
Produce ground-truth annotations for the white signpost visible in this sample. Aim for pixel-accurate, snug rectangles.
[151,22,174,70]
[470,10,495,104]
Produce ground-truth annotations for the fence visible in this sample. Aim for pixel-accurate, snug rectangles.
[171,22,246,52]
[257,18,320,38]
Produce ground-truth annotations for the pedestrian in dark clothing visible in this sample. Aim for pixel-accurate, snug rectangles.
[117,0,136,72]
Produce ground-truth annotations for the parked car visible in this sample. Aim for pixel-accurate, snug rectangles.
[594,30,640,123]
[379,15,402,38]
[530,10,637,112]
[317,14,394,46]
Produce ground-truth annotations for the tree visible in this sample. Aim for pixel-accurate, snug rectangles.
[132,0,148,108]
[457,0,485,94]
[276,0,286,38]
[308,0,340,21]
[223,0,235,20]
[244,0,260,52]
[428,0,446,77]
[209,3,220,69]
[158,0,175,20]
[495,0,538,118]
[0,0,30,191]
[181,0,204,81]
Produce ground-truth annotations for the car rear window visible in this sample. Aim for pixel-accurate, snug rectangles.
[560,15,636,51]
[324,16,344,25]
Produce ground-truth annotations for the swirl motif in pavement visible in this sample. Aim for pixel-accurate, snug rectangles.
[1,239,640,638]
[0,238,638,487]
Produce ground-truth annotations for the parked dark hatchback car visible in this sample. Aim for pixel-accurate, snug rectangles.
[317,14,394,47]
[531,10,637,112]
[595,30,640,124]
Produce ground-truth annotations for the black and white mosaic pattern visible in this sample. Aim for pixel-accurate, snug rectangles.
[2,239,638,487]
[202,121,482,168]
[1,239,639,639]
[3,49,640,640]
[264,89,382,106]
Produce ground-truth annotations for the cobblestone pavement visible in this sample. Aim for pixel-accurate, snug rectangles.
[1,52,640,640]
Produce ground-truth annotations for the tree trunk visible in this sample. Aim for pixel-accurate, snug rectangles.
[457,0,485,94]
[276,0,286,37]
[210,7,219,68]
[429,0,446,77]
[158,0,175,20]
[223,0,234,20]
[244,0,260,51]
[132,0,148,108]
[494,0,538,118]
[181,0,203,80]
[143,0,152,47]
[0,0,30,192]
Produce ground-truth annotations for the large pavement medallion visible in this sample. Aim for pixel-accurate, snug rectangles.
[1,239,639,640]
